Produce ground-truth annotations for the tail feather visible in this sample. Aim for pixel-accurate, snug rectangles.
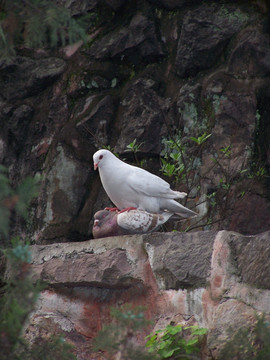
[160,199,197,218]
[172,191,187,199]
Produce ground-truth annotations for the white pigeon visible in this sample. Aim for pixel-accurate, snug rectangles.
[92,209,174,238]
[93,149,197,218]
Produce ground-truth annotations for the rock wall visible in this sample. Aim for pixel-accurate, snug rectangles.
[24,230,270,359]
[2,1,270,358]
[1,0,270,243]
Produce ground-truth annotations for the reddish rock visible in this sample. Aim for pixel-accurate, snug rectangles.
[207,299,259,358]
[229,193,270,235]
[1,3,270,357]
[32,248,140,288]
[22,231,270,358]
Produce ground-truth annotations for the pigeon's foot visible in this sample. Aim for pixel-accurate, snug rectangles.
[118,207,137,213]
[105,207,119,212]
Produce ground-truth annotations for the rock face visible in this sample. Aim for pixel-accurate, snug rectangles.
[24,230,270,359]
[1,1,270,357]
[175,4,250,77]
[86,13,165,64]
[1,0,270,241]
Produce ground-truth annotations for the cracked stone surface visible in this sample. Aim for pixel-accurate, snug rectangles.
[17,230,270,359]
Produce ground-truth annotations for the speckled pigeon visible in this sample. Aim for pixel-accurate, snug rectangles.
[92,209,175,239]
[93,149,196,218]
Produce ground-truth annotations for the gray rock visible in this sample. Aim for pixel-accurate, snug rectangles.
[76,95,116,148]
[103,0,125,11]
[228,231,270,289]
[7,105,34,144]
[115,78,166,154]
[38,145,89,241]
[147,0,198,10]
[144,231,216,289]
[207,299,258,357]
[228,27,270,78]
[87,13,165,64]
[175,4,250,77]
[0,57,66,100]
[32,248,140,288]
[229,193,270,236]
[59,0,97,16]
[176,81,203,136]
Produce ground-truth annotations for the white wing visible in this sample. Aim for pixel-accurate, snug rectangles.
[126,165,185,199]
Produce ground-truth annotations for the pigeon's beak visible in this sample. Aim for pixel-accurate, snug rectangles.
[94,162,98,170]
[94,219,99,226]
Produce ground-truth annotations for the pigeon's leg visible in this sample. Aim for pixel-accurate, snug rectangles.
[105,207,119,212]
[118,207,137,213]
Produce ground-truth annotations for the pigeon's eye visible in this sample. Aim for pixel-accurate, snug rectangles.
[99,155,103,160]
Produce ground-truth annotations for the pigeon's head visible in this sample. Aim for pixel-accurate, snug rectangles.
[93,149,111,170]
[92,209,128,238]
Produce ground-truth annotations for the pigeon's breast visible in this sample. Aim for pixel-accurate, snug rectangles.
[99,167,137,209]
[99,163,161,212]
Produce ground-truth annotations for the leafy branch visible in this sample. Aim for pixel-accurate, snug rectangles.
[126,139,144,166]
[0,0,88,59]
[0,168,75,359]
[146,323,207,359]
[0,165,40,241]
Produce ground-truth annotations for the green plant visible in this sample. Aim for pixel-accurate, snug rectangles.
[0,0,87,59]
[0,238,42,358]
[220,145,231,158]
[159,131,217,231]
[0,169,75,359]
[0,165,40,242]
[207,192,217,207]
[129,69,136,79]
[160,132,188,184]
[126,139,144,165]
[160,130,254,231]
[0,238,76,360]
[146,323,207,359]
[126,139,143,153]
[190,133,212,145]
[93,304,154,360]
[219,315,270,360]
[219,178,230,190]
[252,166,267,179]
[27,335,76,360]
[111,77,118,88]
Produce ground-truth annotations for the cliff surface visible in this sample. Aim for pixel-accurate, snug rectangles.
[1,0,270,242]
[1,0,270,358]
[24,230,270,359]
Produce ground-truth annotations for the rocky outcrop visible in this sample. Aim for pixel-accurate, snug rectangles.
[0,57,66,100]
[1,2,270,357]
[86,13,165,64]
[23,230,270,359]
[1,0,270,243]
[175,4,250,77]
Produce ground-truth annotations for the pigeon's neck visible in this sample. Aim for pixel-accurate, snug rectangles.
[99,158,126,181]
